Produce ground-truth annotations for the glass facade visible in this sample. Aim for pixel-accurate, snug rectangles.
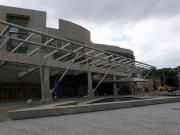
[6,14,29,53]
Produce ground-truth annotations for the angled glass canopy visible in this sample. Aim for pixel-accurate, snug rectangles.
[0,20,155,80]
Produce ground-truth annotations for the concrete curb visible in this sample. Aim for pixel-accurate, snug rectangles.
[8,97,180,120]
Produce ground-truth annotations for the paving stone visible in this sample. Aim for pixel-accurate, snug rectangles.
[0,102,180,135]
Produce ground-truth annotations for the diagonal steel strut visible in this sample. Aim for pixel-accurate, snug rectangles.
[93,63,114,93]
[58,53,79,82]
[143,69,153,79]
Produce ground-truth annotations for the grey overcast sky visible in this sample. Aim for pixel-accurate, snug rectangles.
[0,0,179,68]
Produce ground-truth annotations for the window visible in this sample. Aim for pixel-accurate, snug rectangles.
[6,14,29,53]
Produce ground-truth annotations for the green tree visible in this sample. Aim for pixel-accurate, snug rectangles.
[151,67,179,88]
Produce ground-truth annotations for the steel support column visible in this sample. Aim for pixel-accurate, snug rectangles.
[113,73,118,95]
[87,70,93,97]
[40,65,51,103]
[87,60,93,97]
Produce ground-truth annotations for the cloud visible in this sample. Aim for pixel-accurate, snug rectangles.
[0,0,180,68]
[86,16,180,68]
[1,0,180,23]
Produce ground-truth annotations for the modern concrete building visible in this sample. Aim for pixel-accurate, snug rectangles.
[0,5,154,101]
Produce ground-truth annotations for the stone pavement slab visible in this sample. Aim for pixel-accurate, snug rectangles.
[0,102,180,135]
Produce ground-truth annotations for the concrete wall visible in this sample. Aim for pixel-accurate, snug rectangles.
[59,19,91,44]
[93,44,135,59]
[0,5,134,59]
[0,5,46,53]
[0,5,46,27]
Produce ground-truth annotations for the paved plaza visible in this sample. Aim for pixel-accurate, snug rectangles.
[0,102,180,135]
